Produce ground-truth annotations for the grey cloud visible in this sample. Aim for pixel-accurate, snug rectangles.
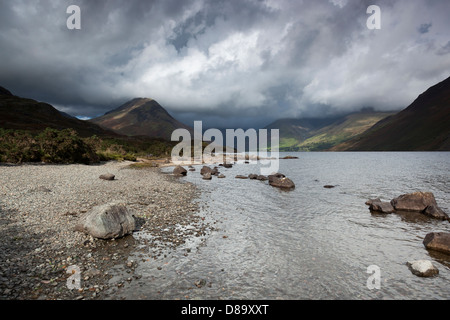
[418,23,432,34]
[0,0,449,129]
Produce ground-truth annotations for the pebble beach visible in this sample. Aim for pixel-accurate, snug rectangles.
[0,160,208,300]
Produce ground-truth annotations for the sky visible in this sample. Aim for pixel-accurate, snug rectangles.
[0,0,449,129]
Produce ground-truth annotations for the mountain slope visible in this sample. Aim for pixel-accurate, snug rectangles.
[0,87,116,137]
[89,98,193,140]
[264,112,394,151]
[333,76,450,151]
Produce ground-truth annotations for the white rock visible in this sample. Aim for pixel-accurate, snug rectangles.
[406,260,439,277]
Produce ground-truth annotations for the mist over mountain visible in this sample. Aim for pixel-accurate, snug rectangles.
[333,75,450,151]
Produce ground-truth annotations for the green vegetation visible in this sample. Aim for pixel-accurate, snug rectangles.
[0,127,177,164]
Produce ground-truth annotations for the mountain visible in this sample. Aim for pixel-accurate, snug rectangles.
[0,87,117,137]
[333,76,450,151]
[89,98,193,140]
[264,111,394,151]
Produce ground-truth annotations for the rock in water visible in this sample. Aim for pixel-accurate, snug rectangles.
[423,205,450,221]
[390,191,448,220]
[200,166,213,175]
[269,177,295,190]
[173,165,187,176]
[406,260,439,277]
[75,202,136,239]
[202,172,212,180]
[390,192,438,212]
[365,198,395,214]
[99,173,115,181]
[423,232,450,255]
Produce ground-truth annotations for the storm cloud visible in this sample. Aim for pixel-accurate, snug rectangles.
[0,0,449,128]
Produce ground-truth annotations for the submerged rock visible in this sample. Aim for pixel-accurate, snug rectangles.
[406,260,439,277]
[423,232,450,255]
[75,202,136,240]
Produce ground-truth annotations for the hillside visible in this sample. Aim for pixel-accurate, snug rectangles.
[0,87,116,137]
[264,112,394,151]
[333,76,450,151]
[89,98,193,140]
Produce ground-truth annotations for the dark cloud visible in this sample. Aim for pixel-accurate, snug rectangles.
[418,23,432,34]
[0,0,449,129]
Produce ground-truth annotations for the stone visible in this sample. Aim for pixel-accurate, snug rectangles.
[268,173,285,182]
[222,163,233,168]
[202,172,212,180]
[218,174,225,178]
[173,165,187,176]
[390,192,448,220]
[75,202,136,239]
[256,175,268,181]
[423,232,450,255]
[235,175,248,179]
[269,177,295,190]
[406,260,439,277]
[390,192,438,212]
[248,174,258,179]
[200,166,212,175]
[99,173,115,181]
[365,198,395,214]
[323,185,335,189]
[423,205,449,221]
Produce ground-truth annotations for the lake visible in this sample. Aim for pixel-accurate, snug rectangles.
[108,152,450,300]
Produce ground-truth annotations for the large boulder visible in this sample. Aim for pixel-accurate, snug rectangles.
[269,177,295,190]
[75,202,136,239]
[390,192,448,221]
[391,192,438,212]
[406,260,439,277]
[173,165,187,176]
[365,198,395,214]
[423,232,450,255]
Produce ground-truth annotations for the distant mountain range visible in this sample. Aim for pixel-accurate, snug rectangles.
[89,98,193,141]
[264,111,395,151]
[1,75,449,151]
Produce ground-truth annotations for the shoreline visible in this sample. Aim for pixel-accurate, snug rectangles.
[0,160,210,300]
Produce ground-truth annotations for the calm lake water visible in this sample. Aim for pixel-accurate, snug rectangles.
[108,152,450,300]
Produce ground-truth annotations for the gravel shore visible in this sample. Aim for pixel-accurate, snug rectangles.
[0,161,208,300]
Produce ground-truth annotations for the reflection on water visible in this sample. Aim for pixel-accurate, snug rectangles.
[107,152,450,300]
